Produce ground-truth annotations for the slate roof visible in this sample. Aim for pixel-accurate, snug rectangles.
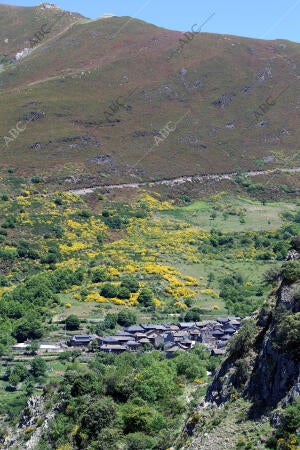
[220,335,231,341]
[100,344,127,351]
[100,336,118,343]
[223,327,236,334]
[166,345,184,352]
[179,322,196,329]
[125,325,144,333]
[217,318,230,323]
[212,330,224,336]
[211,348,226,355]
[127,341,141,347]
[141,324,166,331]
[71,334,93,341]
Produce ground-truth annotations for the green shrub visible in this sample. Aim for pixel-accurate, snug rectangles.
[275,312,300,357]
[31,357,47,378]
[101,283,119,298]
[126,432,156,450]
[282,260,300,283]
[91,267,109,283]
[117,310,137,327]
[31,176,41,183]
[138,288,154,307]
[118,287,131,299]
[228,319,257,358]
[121,276,140,293]
[65,315,80,331]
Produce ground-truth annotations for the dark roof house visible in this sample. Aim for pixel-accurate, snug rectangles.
[68,334,94,347]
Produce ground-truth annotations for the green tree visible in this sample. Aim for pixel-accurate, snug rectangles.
[103,313,118,330]
[184,308,201,322]
[117,310,137,327]
[228,319,257,357]
[120,276,140,293]
[122,403,159,434]
[31,357,47,378]
[276,312,300,357]
[13,318,43,342]
[138,288,154,307]
[12,363,28,381]
[126,432,156,450]
[282,260,300,283]
[8,372,20,389]
[117,287,131,300]
[91,267,109,283]
[65,315,80,331]
[101,283,119,298]
[81,398,116,436]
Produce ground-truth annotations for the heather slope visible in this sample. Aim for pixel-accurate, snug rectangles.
[0,5,299,190]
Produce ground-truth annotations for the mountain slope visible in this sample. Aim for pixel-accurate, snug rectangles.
[0,5,299,191]
[0,3,83,59]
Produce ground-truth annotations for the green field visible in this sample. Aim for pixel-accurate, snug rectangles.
[158,196,298,232]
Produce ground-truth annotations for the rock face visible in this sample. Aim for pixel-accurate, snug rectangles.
[246,325,299,407]
[3,395,55,449]
[206,249,300,409]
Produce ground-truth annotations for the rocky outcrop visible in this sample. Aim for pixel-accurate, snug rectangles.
[246,323,299,407]
[206,248,300,410]
[3,395,55,449]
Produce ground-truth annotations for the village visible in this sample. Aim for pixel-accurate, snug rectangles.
[12,317,241,358]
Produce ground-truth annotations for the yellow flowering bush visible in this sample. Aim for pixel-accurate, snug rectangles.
[139,192,173,210]
[153,298,164,308]
[200,288,219,298]
[85,292,107,303]
[174,301,188,309]
[110,298,126,306]
[107,267,120,277]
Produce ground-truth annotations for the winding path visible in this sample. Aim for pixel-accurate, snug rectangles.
[68,167,300,195]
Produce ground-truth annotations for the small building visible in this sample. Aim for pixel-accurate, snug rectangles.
[181,339,194,349]
[134,333,149,340]
[97,336,118,345]
[163,333,175,345]
[212,330,224,338]
[173,331,189,340]
[229,319,241,328]
[220,335,231,342]
[223,326,236,335]
[178,322,196,329]
[12,342,30,352]
[113,335,134,343]
[127,341,142,351]
[217,318,230,324]
[190,329,201,339]
[68,334,94,347]
[100,344,126,354]
[211,348,226,356]
[38,343,64,353]
[125,325,145,333]
[147,333,163,347]
[165,344,188,358]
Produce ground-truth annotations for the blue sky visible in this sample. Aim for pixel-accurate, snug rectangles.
[3,0,300,42]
